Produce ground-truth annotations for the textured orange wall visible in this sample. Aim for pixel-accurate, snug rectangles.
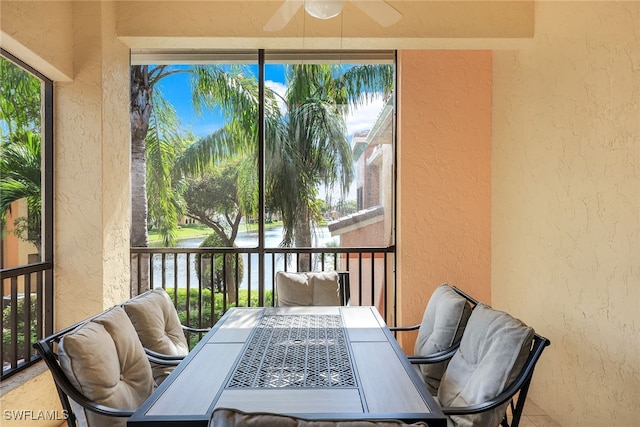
[396,50,492,349]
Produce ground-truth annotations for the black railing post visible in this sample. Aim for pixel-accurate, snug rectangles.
[258,49,266,306]
[129,246,394,333]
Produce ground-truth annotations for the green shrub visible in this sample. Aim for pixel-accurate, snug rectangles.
[165,288,273,348]
[194,234,244,292]
[2,296,39,363]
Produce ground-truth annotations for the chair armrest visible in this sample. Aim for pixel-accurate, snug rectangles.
[145,348,183,364]
[389,324,420,332]
[440,381,520,416]
[65,394,136,419]
[408,344,460,365]
[182,324,210,334]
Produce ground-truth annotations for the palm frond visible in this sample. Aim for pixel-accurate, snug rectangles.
[191,66,262,133]
[236,156,259,217]
[145,92,183,246]
[335,64,394,113]
[0,57,42,136]
[0,131,41,225]
[174,125,249,177]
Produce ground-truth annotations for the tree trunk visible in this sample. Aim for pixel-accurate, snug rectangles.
[130,66,153,296]
[294,204,312,272]
[224,257,238,304]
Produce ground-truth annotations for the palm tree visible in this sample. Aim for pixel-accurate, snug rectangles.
[145,93,184,247]
[0,131,42,255]
[130,64,277,294]
[179,63,393,271]
[270,64,393,269]
[0,57,43,256]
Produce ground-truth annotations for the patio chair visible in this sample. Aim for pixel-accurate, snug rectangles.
[275,271,351,307]
[33,306,165,427]
[431,303,551,427]
[209,407,431,426]
[122,288,209,384]
[390,284,475,395]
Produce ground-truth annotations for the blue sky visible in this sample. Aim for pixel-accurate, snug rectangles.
[155,70,225,138]
[154,64,384,140]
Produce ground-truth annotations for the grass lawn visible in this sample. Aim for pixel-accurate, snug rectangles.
[148,221,286,245]
[148,225,212,245]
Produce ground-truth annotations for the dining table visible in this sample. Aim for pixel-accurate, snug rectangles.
[127,305,446,426]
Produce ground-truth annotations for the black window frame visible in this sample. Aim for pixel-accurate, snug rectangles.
[0,48,54,380]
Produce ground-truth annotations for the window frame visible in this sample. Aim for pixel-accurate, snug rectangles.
[130,49,398,314]
[0,48,54,379]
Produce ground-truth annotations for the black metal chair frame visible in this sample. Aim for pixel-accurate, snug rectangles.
[33,310,179,427]
[405,285,551,427]
[440,333,550,427]
[337,271,351,306]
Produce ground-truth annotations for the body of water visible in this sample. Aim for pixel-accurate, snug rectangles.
[152,226,337,290]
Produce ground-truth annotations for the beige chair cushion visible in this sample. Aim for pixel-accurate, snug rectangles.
[437,304,534,427]
[414,284,473,394]
[59,306,154,427]
[123,288,190,384]
[209,408,430,426]
[276,271,341,306]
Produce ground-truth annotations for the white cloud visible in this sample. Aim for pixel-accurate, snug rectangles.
[265,80,288,115]
[345,95,385,137]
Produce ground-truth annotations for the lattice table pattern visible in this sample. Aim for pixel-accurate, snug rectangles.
[226,314,357,388]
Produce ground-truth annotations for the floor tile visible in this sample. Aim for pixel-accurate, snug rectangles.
[523,399,547,416]
[527,415,562,427]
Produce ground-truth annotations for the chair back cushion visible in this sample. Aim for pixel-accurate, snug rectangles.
[276,271,341,306]
[210,408,430,426]
[414,284,472,394]
[437,303,534,427]
[123,288,190,383]
[59,306,154,427]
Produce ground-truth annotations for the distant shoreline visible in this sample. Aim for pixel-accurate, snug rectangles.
[148,221,288,246]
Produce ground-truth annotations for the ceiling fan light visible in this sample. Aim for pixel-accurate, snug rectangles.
[305,0,345,20]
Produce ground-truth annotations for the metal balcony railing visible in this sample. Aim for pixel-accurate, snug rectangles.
[1,246,396,378]
[1,262,54,379]
[130,246,398,345]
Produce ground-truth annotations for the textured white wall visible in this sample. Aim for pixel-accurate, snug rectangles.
[99,0,133,309]
[1,3,130,420]
[0,0,73,81]
[54,1,130,327]
[492,2,640,425]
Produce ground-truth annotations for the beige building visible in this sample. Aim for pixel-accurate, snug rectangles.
[1,2,638,426]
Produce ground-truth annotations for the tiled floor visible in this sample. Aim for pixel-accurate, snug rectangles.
[519,399,562,427]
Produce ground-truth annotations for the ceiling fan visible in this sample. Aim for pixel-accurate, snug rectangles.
[264,0,402,31]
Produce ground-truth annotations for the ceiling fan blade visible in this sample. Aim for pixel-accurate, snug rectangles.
[350,0,402,27]
[264,0,304,31]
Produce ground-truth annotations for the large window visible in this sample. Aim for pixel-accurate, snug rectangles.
[130,50,395,316]
[0,49,54,379]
